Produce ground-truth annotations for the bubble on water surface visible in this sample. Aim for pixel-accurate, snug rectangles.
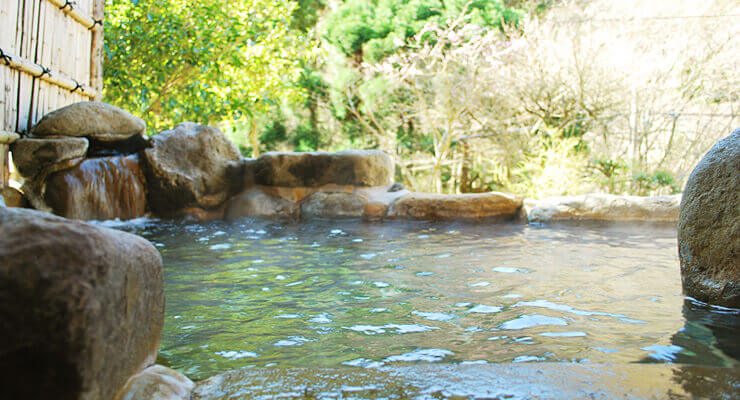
[215,350,258,360]
[467,305,503,314]
[513,300,645,323]
[275,275,287,280]
[274,313,303,319]
[308,314,332,324]
[342,358,384,368]
[641,345,683,361]
[345,324,439,335]
[274,336,315,347]
[461,360,488,364]
[412,311,456,321]
[539,331,587,337]
[594,347,619,353]
[492,267,528,273]
[512,355,546,363]
[383,348,453,363]
[352,238,363,242]
[373,282,390,288]
[500,314,568,330]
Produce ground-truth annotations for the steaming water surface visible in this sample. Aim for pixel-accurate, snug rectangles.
[108,218,739,380]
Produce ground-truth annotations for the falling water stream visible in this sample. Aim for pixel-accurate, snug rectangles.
[46,155,147,220]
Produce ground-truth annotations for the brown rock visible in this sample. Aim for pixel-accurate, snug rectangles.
[224,187,299,220]
[11,137,88,179]
[301,191,368,218]
[114,365,194,400]
[678,130,739,308]
[143,122,242,215]
[44,155,148,221]
[1,186,29,208]
[522,194,681,222]
[30,101,146,141]
[254,150,394,187]
[387,192,522,220]
[0,207,164,400]
[21,157,86,213]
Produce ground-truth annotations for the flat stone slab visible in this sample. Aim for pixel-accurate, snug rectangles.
[192,364,740,399]
[11,137,88,178]
[0,207,164,400]
[223,185,410,221]
[387,192,522,220]
[679,129,739,308]
[254,150,394,187]
[30,101,146,141]
[522,193,681,222]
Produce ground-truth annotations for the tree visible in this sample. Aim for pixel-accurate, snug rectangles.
[104,0,311,156]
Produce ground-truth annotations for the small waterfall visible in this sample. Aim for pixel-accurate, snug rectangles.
[44,155,147,220]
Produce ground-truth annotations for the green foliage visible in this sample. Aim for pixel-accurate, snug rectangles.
[632,170,681,195]
[104,0,310,133]
[323,0,521,63]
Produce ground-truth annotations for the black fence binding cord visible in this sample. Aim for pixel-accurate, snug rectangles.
[0,48,11,66]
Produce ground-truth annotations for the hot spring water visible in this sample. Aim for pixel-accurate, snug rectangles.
[105,218,739,380]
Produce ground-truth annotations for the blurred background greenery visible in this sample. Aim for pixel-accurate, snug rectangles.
[104,0,739,197]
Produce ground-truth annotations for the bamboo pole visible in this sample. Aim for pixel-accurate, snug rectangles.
[44,0,101,31]
[90,0,104,100]
[0,48,98,99]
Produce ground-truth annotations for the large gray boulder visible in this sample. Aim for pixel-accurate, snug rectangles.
[0,207,165,400]
[678,130,739,308]
[143,122,242,215]
[387,192,522,220]
[11,137,88,179]
[30,101,146,141]
[254,150,394,187]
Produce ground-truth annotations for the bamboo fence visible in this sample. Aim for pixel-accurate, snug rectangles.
[0,0,104,189]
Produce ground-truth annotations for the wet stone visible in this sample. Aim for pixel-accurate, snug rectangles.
[11,137,89,179]
[679,129,740,308]
[0,207,164,400]
[254,150,394,187]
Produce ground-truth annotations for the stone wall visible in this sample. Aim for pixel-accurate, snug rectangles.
[5,101,685,224]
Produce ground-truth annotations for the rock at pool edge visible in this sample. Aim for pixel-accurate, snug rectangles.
[678,129,739,308]
[0,208,165,400]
